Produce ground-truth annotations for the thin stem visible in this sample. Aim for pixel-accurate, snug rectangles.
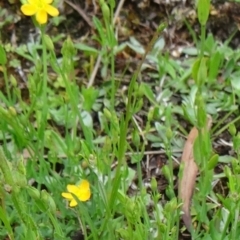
[88,0,126,88]
[3,66,11,102]
[35,26,49,184]
[38,26,48,153]
[110,33,116,112]
[200,24,206,57]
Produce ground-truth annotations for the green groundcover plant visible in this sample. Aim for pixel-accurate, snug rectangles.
[0,0,240,239]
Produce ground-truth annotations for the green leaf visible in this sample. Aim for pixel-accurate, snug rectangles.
[209,51,222,83]
[155,122,167,143]
[139,83,155,103]
[127,37,145,55]
[165,62,176,79]
[74,43,99,55]
[196,93,206,128]
[93,16,106,44]
[197,57,208,87]
[81,111,93,128]
[233,134,240,150]
[81,86,99,111]
[231,72,240,91]
[207,154,219,170]
[0,205,14,238]
[182,47,198,56]
[192,58,201,84]
[0,45,7,65]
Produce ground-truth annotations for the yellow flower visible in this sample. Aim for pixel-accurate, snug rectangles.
[61,180,91,207]
[20,0,59,25]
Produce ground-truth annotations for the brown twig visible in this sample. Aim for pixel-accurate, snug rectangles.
[64,0,94,29]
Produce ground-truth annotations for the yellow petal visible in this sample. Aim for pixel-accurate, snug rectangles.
[36,10,48,24]
[44,0,53,4]
[28,0,37,5]
[79,180,90,189]
[78,189,91,201]
[67,185,79,195]
[21,4,37,16]
[78,187,90,197]
[45,5,59,17]
[69,198,78,207]
[61,192,73,200]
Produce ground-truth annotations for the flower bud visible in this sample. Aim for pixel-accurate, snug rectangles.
[166,128,173,140]
[103,108,112,119]
[81,160,89,169]
[101,1,110,23]
[150,177,158,192]
[27,186,41,200]
[41,190,56,213]
[132,129,140,147]
[16,158,26,176]
[43,35,54,52]
[10,75,17,87]
[229,123,236,136]
[8,106,17,117]
[196,94,206,128]
[14,171,27,187]
[61,36,76,57]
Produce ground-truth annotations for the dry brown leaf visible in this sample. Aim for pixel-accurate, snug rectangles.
[179,116,212,231]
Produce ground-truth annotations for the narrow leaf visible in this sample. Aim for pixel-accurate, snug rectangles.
[0,45,7,65]
[179,116,212,231]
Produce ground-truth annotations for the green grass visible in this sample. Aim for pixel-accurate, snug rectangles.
[1,0,240,239]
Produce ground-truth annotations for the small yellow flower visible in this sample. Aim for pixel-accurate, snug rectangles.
[61,180,91,207]
[21,0,59,25]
